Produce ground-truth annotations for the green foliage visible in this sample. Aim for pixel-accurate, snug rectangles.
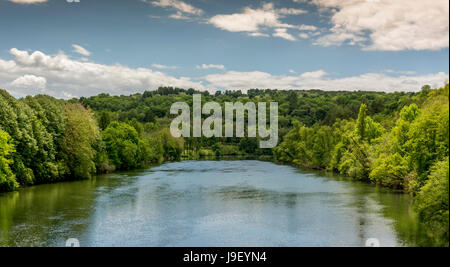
[275,84,449,243]
[61,104,99,179]
[356,104,367,140]
[0,90,66,185]
[102,121,165,169]
[102,121,141,169]
[0,130,18,192]
[370,153,409,188]
[159,129,182,161]
[415,158,449,245]
[98,111,111,130]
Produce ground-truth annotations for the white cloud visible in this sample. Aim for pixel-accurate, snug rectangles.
[248,32,270,38]
[273,28,296,41]
[278,8,307,15]
[208,3,308,40]
[298,33,309,39]
[0,48,447,98]
[298,24,317,31]
[151,64,178,69]
[72,44,91,57]
[11,75,46,90]
[299,70,327,79]
[0,48,206,98]
[208,5,280,32]
[312,0,449,51]
[169,11,190,20]
[196,64,225,70]
[9,0,47,4]
[146,0,203,19]
[204,70,448,93]
[385,69,417,75]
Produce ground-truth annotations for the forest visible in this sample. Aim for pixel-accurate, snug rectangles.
[0,84,448,245]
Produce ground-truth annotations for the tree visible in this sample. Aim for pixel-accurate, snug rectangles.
[60,103,99,179]
[415,158,449,245]
[0,130,18,192]
[102,121,156,169]
[370,153,409,189]
[159,129,182,161]
[98,111,111,130]
[356,104,367,140]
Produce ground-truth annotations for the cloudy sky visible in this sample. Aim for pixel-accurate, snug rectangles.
[0,0,448,98]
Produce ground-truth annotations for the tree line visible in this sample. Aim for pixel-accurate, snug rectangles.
[0,89,182,192]
[274,84,449,245]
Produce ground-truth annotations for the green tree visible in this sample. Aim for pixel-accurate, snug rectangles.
[415,158,449,245]
[370,153,409,188]
[98,111,111,130]
[61,104,99,179]
[102,121,156,169]
[0,130,18,192]
[356,104,367,140]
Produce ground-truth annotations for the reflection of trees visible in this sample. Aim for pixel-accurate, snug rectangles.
[372,189,443,247]
[0,178,104,247]
[0,191,19,244]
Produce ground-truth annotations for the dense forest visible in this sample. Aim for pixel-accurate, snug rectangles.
[0,84,448,245]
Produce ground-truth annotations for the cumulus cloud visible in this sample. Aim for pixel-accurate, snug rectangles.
[72,44,91,57]
[196,64,225,70]
[146,0,203,19]
[9,0,47,4]
[208,3,310,39]
[273,28,296,41]
[248,32,270,38]
[298,33,309,39]
[298,24,318,31]
[203,70,448,93]
[312,0,449,51]
[0,48,206,98]
[299,70,327,79]
[11,75,46,89]
[151,64,178,69]
[0,48,447,98]
[278,8,307,15]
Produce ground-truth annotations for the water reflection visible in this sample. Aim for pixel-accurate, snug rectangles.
[0,160,437,246]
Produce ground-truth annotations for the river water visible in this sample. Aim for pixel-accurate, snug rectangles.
[0,160,434,247]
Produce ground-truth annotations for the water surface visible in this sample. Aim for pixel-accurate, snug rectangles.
[0,160,433,246]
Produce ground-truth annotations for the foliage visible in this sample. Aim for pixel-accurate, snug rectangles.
[415,158,449,245]
[274,84,449,244]
[0,130,18,192]
[60,104,99,179]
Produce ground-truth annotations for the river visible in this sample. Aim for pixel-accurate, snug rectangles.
[0,160,435,247]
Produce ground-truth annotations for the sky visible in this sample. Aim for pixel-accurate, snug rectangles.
[0,0,448,98]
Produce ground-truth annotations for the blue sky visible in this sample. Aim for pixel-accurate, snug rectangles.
[0,0,448,98]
